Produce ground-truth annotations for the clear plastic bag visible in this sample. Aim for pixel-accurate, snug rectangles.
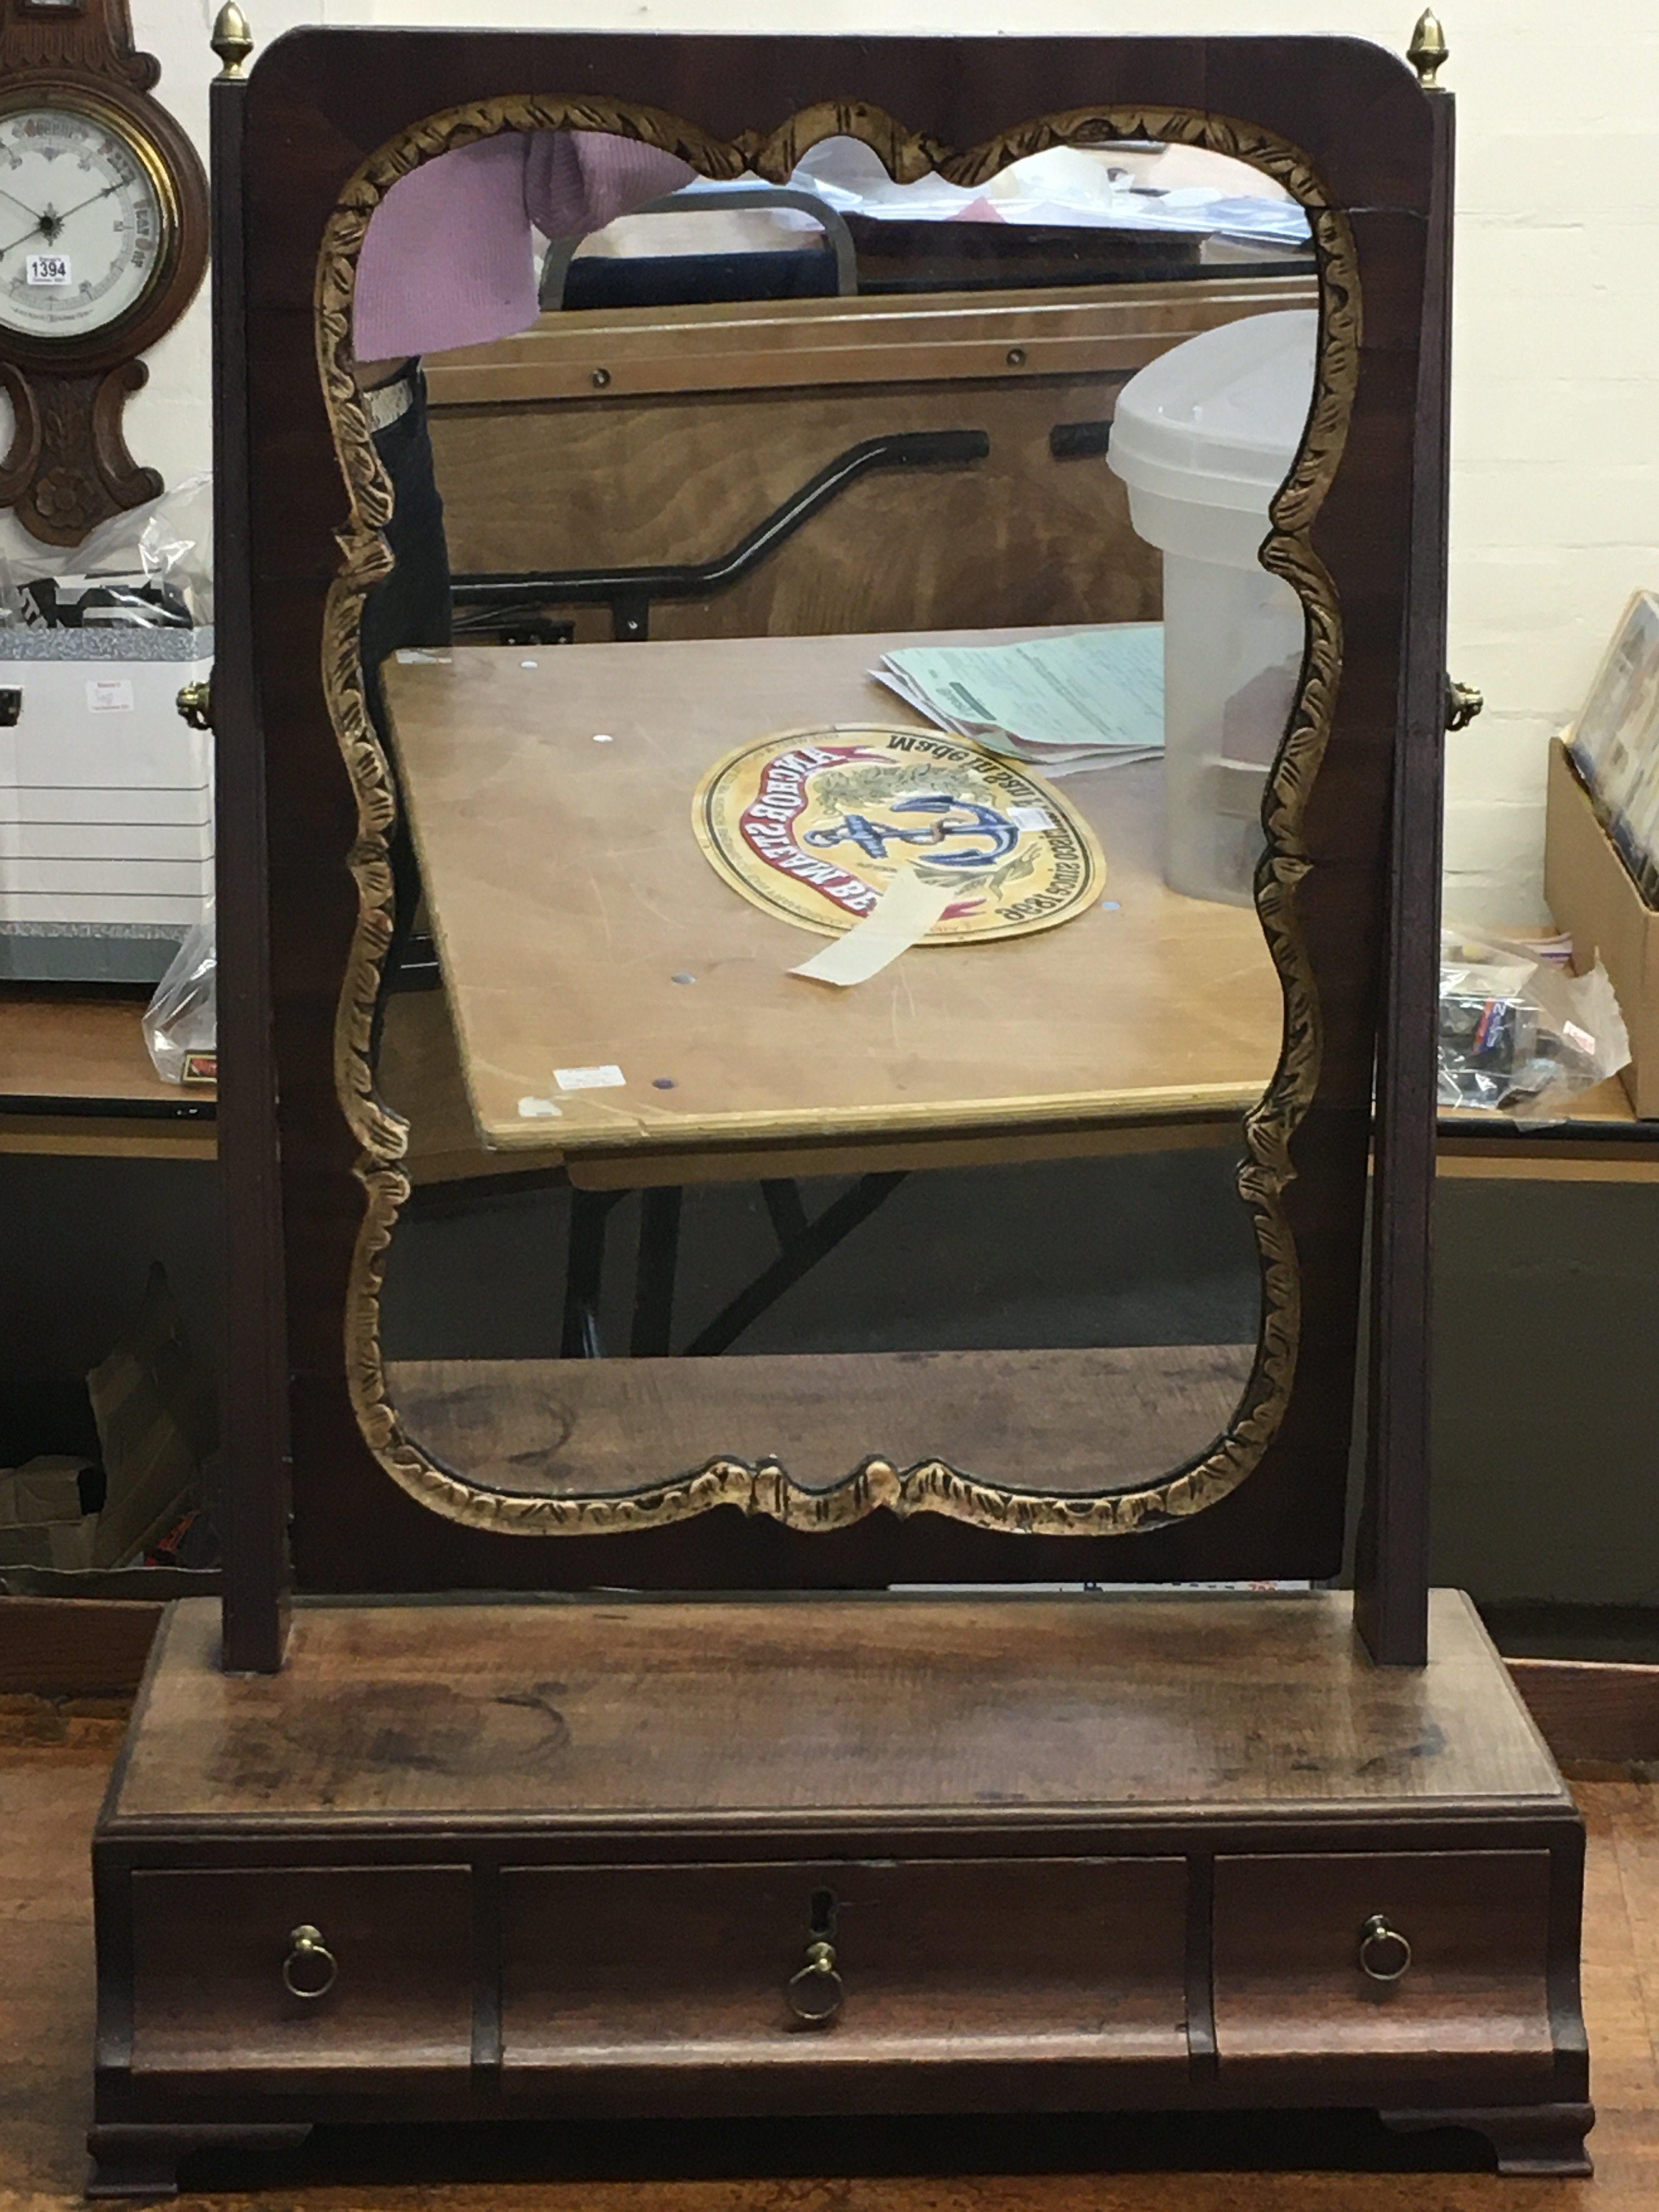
[0,472,211,629]
[1438,931,1630,1118]
[143,902,216,1083]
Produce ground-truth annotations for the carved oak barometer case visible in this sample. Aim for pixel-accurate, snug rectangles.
[88,14,1591,2196]
[0,0,208,543]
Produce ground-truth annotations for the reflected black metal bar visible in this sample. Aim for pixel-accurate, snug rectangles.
[560,1187,625,1359]
[630,1186,685,1357]
[450,430,990,642]
[682,1173,908,1358]
[538,185,860,310]
[760,1178,810,1248]
[1049,419,1114,458]
[386,932,443,992]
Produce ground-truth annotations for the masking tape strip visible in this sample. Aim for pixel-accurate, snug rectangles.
[789,869,953,988]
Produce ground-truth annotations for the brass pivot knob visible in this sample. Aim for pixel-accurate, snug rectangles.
[281,1923,338,2000]
[1446,678,1485,733]
[176,678,213,731]
[1358,1912,1412,1984]
[787,1938,845,2025]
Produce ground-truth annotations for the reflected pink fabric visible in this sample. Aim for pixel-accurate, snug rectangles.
[353,131,694,360]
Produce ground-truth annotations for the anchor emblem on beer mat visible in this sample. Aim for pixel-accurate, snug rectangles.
[692,724,1105,943]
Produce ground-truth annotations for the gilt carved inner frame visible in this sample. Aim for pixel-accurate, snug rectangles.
[313,93,1361,1543]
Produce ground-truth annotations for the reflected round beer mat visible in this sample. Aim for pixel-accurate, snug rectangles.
[693,725,1106,943]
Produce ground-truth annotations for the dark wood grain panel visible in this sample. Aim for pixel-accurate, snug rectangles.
[110,1593,1568,1825]
[501,1858,1187,2068]
[18,1748,1649,2200]
[86,1581,1591,2177]
[1354,92,1456,1668]
[387,1347,1255,1504]
[1214,1850,1555,2089]
[210,65,291,1675]
[129,1864,473,2078]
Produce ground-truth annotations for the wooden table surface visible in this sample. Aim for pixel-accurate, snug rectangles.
[6,980,1653,1180]
[5,1713,1657,2207]
[0,986,514,1178]
[0,989,192,1108]
[1438,1076,1659,1182]
[0,989,215,1161]
[382,631,1283,1161]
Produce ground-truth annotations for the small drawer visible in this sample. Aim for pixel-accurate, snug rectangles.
[131,1865,473,2078]
[1212,1850,1555,2087]
[501,1856,1187,2073]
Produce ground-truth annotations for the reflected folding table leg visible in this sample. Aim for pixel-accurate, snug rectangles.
[630,1186,685,1356]
[560,1186,626,1358]
[683,1173,907,1356]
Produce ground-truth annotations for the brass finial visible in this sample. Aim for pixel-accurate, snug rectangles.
[211,3,253,81]
[1408,9,1448,87]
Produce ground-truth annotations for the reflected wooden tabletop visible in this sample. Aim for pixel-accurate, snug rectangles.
[381,628,1282,1161]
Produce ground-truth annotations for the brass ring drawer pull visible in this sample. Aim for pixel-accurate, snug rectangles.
[281,1923,338,2001]
[787,1939,845,2025]
[1357,1913,1412,1984]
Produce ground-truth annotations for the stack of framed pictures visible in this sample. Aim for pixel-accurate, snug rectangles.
[1568,589,1659,903]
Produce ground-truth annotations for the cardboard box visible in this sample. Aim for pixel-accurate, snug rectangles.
[86,1263,208,1570]
[0,1456,91,1527]
[1544,735,1659,1118]
[0,1512,98,1571]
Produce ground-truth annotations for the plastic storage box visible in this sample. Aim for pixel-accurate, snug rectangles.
[1108,309,1315,906]
[0,625,213,983]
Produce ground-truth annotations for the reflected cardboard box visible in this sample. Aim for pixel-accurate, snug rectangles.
[1545,734,1659,1119]
[0,1455,99,1571]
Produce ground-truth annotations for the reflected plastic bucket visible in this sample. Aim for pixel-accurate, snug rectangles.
[1109,310,1316,907]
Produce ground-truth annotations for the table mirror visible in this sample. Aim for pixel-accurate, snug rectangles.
[223,30,1425,1599]
[87,37,1598,2198]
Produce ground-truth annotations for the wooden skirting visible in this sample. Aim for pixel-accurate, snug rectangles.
[1507,1657,1659,1769]
[0,1598,165,1697]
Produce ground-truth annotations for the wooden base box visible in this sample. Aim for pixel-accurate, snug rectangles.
[88,1592,1592,2194]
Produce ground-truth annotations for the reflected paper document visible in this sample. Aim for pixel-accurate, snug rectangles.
[874,624,1165,774]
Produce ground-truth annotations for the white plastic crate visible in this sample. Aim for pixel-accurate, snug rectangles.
[0,625,213,981]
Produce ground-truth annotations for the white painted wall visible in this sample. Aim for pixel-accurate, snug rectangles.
[18,2,1659,924]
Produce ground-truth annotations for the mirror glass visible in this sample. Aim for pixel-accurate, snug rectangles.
[326,117,1329,1526]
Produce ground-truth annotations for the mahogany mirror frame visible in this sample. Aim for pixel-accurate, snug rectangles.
[210,28,1449,1668]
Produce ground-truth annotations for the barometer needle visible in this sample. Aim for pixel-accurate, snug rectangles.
[0,186,42,226]
[50,180,123,226]
[0,181,123,262]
